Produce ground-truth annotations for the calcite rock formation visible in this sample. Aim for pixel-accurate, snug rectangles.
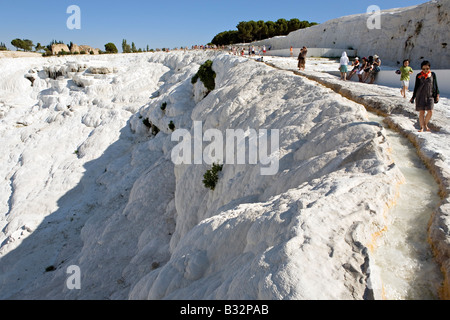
[51,43,70,55]
[70,44,100,55]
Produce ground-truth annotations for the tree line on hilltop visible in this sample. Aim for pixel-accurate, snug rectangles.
[3,38,186,56]
[1,38,158,56]
[211,19,318,46]
[8,39,65,53]
[2,19,318,55]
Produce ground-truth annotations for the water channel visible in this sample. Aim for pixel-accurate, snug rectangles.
[370,114,443,300]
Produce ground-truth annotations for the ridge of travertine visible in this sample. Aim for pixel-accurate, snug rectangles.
[1,51,403,299]
[278,63,450,300]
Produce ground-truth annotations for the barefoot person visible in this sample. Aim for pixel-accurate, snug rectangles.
[410,61,440,132]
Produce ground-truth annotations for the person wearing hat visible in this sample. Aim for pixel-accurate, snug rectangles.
[348,57,360,80]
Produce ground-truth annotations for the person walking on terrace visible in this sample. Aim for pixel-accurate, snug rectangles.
[298,46,308,71]
[410,60,440,132]
[399,59,414,98]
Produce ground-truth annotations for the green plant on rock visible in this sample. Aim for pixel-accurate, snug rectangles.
[152,125,160,136]
[203,163,223,191]
[143,118,160,136]
[191,60,216,95]
[45,265,56,272]
[168,121,175,131]
[143,118,152,128]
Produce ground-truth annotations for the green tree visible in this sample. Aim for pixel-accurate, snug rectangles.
[211,30,240,46]
[247,20,258,42]
[265,21,277,38]
[104,42,118,54]
[288,18,301,33]
[131,42,137,53]
[276,19,289,35]
[11,39,33,51]
[122,39,131,53]
[23,39,33,51]
[256,20,268,40]
[11,39,21,50]
[35,43,45,52]
[237,21,253,43]
[211,18,318,46]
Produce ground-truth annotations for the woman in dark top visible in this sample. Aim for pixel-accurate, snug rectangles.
[411,60,440,132]
[298,46,308,71]
[363,56,374,83]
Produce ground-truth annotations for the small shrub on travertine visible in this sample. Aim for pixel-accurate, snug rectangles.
[203,163,223,190]
[191,60,216,95]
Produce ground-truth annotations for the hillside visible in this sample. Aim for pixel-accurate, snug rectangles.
[1,1,449,301]
[0,50,407,300]
[0,51,42,59]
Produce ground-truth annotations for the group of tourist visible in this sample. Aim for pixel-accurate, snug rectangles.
[296,49,440,133]
[229,45,270,57]
[340,53,382,84]
[216,44,440,134]
[347,55,439,133]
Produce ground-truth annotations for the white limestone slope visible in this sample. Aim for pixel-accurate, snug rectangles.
[130,54,404,300]
[252,0,450,69]
[0,53,172,299]
[0,51,403,300]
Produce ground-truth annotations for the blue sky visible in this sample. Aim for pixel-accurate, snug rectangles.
[0,0,428,51]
